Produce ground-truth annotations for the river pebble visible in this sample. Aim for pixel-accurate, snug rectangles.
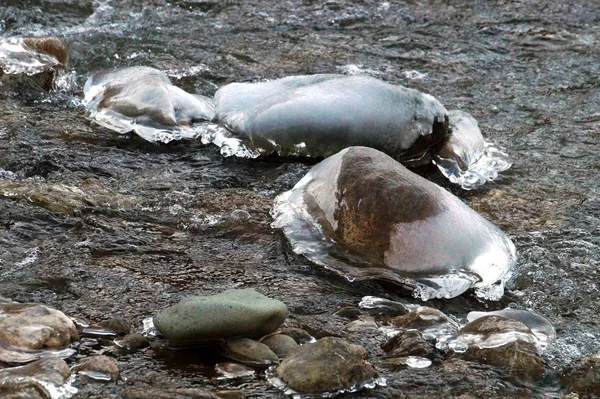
[259,334,299,358]
[0,303,78,363]
[71,355,120,382]
[222,338,278,367]
[114,333,150,354]
[560,354,600,397]
[0,357,76,399]
[153,289,288,346]
[274,336,381,396]
[381,329,436,359]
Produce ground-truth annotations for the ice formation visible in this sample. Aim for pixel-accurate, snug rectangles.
[83,66,215,143]
[271,147,516,300]
[210,74,510,189]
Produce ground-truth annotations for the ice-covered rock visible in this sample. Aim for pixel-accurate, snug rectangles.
[83,66,215,143]
[271,146,516,300]
[210,74,510,189]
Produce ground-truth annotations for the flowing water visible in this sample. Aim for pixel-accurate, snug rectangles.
[0,0,599,398]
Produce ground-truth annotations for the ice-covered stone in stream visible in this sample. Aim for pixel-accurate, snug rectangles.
[271,147,516,300]
[211,74,511,189]
[83,66,215,143]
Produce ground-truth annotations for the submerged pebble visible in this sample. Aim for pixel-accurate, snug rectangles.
[0,357,77,399]
[0,303,78,364]
[83,66,215,143]
[153,289,288,346]
[271,146,516,300]
[215,362,256,379]
[272,336,383,397]
[380,329,436,359]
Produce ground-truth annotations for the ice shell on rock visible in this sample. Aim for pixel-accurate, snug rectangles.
[0,37,68,90]
[467,307,555,351]
[153,288,288,347]
[273,336,382,396]
[0,357,77,399]
[83,66,215,143]
[212,74,449,163]
[448,315,544,380]
[433,110,512,190]
[271,146,516,300]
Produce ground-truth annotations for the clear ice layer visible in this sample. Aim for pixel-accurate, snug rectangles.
[212,74,448,161]
[0,38,62,76]
[271,147,517,301]
[266,366,386,399]
[83,67,215,143]
[433,142,512,190]
[467,308,555,351]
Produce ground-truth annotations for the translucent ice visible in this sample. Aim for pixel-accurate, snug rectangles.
[0,37,66,77]
[467,308,555,351]
[271,147,516,300]
[83,66,215,143]
[211,74,511,189]
[212,74,449,162]
[433,110,512,190]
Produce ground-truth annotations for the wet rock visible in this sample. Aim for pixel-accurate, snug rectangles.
[334,306,362,320]
[271,146,516,301]
[450,316,544,380]
[390,306,458,341]
[123,386,222,399]
[71,355,120,381]
[0,179,134,216]
[222,338,278,367]
[153,289,288,347]
[215,362,255,379]
[358,296,409,318]
[259,334,298,358]
[379,356,433,371]
[0,36,67,90]
[96,318,131,336]
[560,354,600,396]
[83,66,215,143]
[114,333,150,354]
[381,329,436,359]
[0,303,78,363]
[213,390,245,399]
[0,357,75,399]
[275,336,380,395]
[278,327,314,345]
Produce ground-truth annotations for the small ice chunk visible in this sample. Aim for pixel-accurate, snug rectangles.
[83,66,215,143]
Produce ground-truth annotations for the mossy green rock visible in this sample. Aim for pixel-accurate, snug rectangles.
[153,289,288,346]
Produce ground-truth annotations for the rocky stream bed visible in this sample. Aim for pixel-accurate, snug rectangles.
[0,0,599,398]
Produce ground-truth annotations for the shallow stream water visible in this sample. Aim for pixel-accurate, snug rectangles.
[0,0,599,398]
